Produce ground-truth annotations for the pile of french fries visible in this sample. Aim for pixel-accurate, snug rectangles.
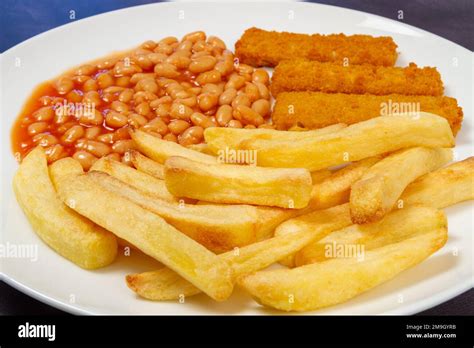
[13,112,473,311]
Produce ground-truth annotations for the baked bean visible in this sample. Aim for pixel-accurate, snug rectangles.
[113,61,141,76]
[54,111,69,125]
[155,103,171,117]
[150,96,172,108]
[196,70,221,85]
[188,86,202,95]
[75,64,96,76]
[218,88,236,105]
[55,77,74,94]
[80,110,103,126]
[133,91,157,104]
[201,83,222,95]
[116,76,131,87]
[168,119,191,135]
[175,96,197,108]
[189,55,217,73]
[97,132,114,144]
[128,113,148,128]
[163,133,177,142]
[101,92,117,103]
[142,117,168,135]
[147,52,167,64]
[33,107,54,122]
[252,69,270,85]
[154,63,180,78]
[112,139,135,154]
[177,40,193,52]
[45,144,66,163]
[27,122,48,136]
[179,126,204,146]
[244,83,260,102]
[83,91,101,107]
[105,152,121,162]
[216,105,233,126]
[141,40,157,50]
[251,99,271,117]
[170,102,193,120]
[135,55,154,70]
[130,72,155,84]
[166,54,191,69]
[135,78,159,94]
[109,101,128,113]
[103,86,125,94]
[135,102,150,116]
[237,64,254,75]
[83,78,98,92]
[191,50,210,59]
[113,127,131,141]
[97,58,118,70]
[207,36,226,50]
[255,82,270,99]
[97,73,114,89]
[233,105,264,126]
[231,94,251,108]
[106,111,128,128]
[227,119,243,128]
[73,75,90,84]
[244,124,256,129]
[118,89,134,103]
[225,75,246,90]
[85,126,101,139]
[159,36,178,45]
[82,140,112,157]
[197,93,218,111]
[73,151,97,170]
[190,112,215,128]
[172,90,190,100]
[33,133,59,147]
[62,125,85,144]
[215,58,234,76]
[183,31,206,43]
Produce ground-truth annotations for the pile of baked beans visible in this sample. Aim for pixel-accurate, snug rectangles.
[13,31,272,170]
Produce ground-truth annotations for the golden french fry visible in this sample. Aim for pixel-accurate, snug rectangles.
[131,129,217,164]
[126,204,351,300]
[400,156,474,208]
[310,169,332,184]
[90,157,178,202]
[186,143,214,155]
[129,150,164,179]
[89,171,259,253]
[164,156,312,208]
[204,124,346,159]
[295,205,446,266]
[239,214,447,312]
[54,172,233,301]
[350,147,452,224]
[235,113,454,170]
[13,148,117,269]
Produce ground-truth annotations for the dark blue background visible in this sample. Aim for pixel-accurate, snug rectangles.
[1,0,472,315]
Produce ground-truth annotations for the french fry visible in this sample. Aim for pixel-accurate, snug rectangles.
[186,143,214,155]
[310,169,332,184]
[295,160,472,266]
[204,124,346,159]
[129,150,164,179]
[309,156,382,210]
[235,113,454,170]
[90,157,178,202]
[13,148,117,269]
[89,171,259,253]
[126,204,351,300]
[400,156,474,208]
[164,156,313,208]
[54,172,233,301]
[295,205,446,266]
[131,129,217,164]
[239,212,447,312]
[349,147,452,224]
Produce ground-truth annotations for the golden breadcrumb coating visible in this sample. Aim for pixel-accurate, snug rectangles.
[235,27,398,67]
[270,59,444,97]
[272,92,463,135]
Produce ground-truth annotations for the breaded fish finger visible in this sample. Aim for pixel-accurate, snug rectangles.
[235,27,398,67]
[270,60,444,96]
[273,92,463,135]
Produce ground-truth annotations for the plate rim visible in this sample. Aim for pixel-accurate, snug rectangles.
[1,1,472,315]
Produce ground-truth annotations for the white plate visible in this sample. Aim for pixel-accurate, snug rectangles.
[1,1,473,315]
